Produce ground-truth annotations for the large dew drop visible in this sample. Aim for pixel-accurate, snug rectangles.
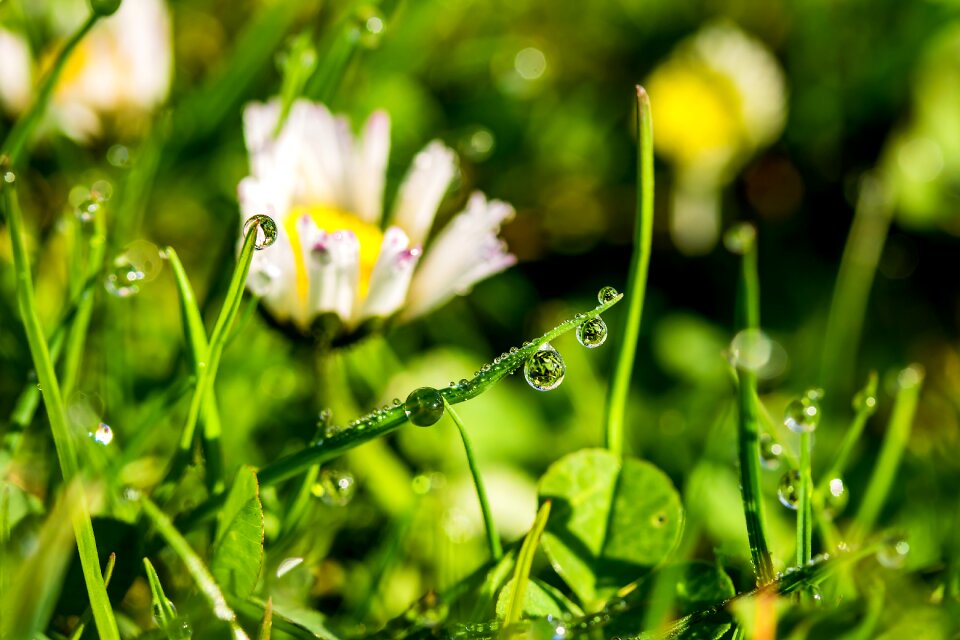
[783,388,823,433]
[243,214,278,250]
[777,469,800,510]
[404,387,444,427]
[576,317,608,348]
[597,286,618,304]
[524,343,565,391]
[313,469,356,506]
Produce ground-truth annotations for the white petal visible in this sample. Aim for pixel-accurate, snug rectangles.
[349,110,390,224]
[288,101,349,207]
[307,228,360,324]
[391,140,457,245]
[112,0,172,108]
[0,28,33,114]
[359,226,421,321]
[246,223,298,325]
[404,192,516,319]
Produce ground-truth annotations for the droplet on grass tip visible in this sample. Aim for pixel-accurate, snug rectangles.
[524,343,565,391]
[777,469,800,510]
[723,222,757,255]
[243,214,278,249]
[313,469,356,506]
[577,317,608,348]
[76,199,101,224]
[876,535,910,569]
[597,286,618,304]
[90,422,113,445]
[823,477,848,517]
[759,433,783,470]
[784,389,822,433]
[404,387,444,426]
[104,256,144,297]
[353,4,385,49]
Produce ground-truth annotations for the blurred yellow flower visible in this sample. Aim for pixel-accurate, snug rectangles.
[239,99,516,335]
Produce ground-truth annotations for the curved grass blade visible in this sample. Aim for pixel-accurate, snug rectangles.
[68,553,117,640]
[2,175,119,639]
[604,85,655,457]
[141,495,249,639]
[445,399,501,561]
[176,294,623,531]
[502,500,551,626]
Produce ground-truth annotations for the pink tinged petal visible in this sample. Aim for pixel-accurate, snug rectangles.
[307,229,360,325]
[404,192,516,320]
[247,223,298,324]
[350,110,390,224]
[391,140,457,246]
[360,226,421,322]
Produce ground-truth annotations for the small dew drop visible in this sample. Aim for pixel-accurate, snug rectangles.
[723,222,757,255]
[91,422,113,445]
[759,433,783,470]
[877,534,910,569]
[312,469,356,506]
[524,343,566,391]
[576,316,608,348]
[403,387,444,427]
[243,214,278,250]
[597,286,618,304]
[853,387,877,414]
[104,256,144,297]
[777,470,800,510]
[823,477,849,518]
[784,388,822,433]
[76,199,101,224]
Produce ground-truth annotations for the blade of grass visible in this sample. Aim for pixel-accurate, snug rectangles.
[141,495,249,639]
[604,85,655,457]
[816,372,879,497]
[732,226,774,585]
[259,597,273,640]
[143,557,182,639]
[2,175,119,639]
[0,12,99,165]
[850,364,923,541]
[176,294,623,531]
[798,431,813,566]
[503,500,551,625]
[165,246,226,493]
[68,553,117,640]
[165,226,259,485]
[444,399,502,561]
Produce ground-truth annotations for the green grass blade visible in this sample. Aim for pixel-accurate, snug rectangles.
[798,431,813,566]
[817,372,879,496]
[851,365,924,541]
[143,557,182,639]
[258,598,273,640]
[604,86,655,457]
[503,500,551,625]
[68,552,117,640]
[444,399,502,561]
[732,227,774,585]
[2,175,119,639]
[141,496,249,639]
[176,294,623,531]
[0,13,99,165]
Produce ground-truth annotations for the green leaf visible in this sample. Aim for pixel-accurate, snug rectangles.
[496,578,575,620]
[211,466,265,598]
[538,449,683,606]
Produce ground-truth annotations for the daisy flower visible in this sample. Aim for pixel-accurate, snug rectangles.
[239,98,516,336]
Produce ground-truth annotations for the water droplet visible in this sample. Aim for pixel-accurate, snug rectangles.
[107,144,130,168]
[876,534,910,569]
[243,214,278,249]
[524,343,565,391]
[809,585,823,603]
[777,470,800,510]
[76,199,101,224]
[90,180,113,202]
[759,433,783,470]
[104,256,144,297]
[723,222,757,255]
[90,422,113,445]
[853,387,877,414]
[312,469,356,506]
[404,387,444,426]
[823,477,848,517]
[3,170,15,184]
[597,286,618,304]
[576,317,607,348]
[728,328,772,371]
[458,378,468,387]
[353,5,385,48]
[784,389,821,433]
[897,364,924,390]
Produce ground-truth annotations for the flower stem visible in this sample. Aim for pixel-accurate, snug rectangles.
[0,13,99,165]
[444,399,502,561]
[734,233,774,585]
[604,85,655,457]
[2,176,119,640]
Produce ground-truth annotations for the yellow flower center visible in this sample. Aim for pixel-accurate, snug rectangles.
[285,205,384,305]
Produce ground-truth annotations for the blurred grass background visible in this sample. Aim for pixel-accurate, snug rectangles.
[2,0,960,635]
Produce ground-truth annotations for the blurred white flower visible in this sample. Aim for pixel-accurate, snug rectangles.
[239,99,516,333]
[0,0,172,140]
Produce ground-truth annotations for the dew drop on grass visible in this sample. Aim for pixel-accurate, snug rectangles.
[243,214,278,249]
[759,433,783,470]
[313,469,356,506]
[853,386,877,414]
[576,317,608,348]
[524,343,565,391]
[877,534,910,569]
[723,222,757,255]
[3,170,15,184]
[598,286,618,304]
[90,422,113,445]
[784,388,822,433]
[104,256,145,297]
[823,477,848,517]
[76,199,101,224]
[777,469,800,510]
[353,4,386,49]
[404,387,444,426]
